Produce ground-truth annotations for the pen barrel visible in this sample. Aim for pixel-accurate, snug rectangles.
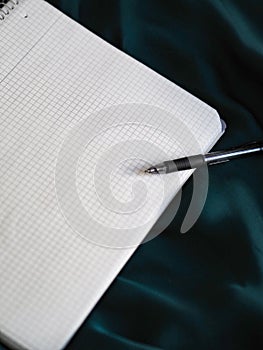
[162,141,263,173]
[204,141,263,165]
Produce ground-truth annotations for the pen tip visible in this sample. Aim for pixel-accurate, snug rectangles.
[145,167,158,174]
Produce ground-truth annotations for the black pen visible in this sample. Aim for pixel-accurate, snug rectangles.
[145,141,263,174]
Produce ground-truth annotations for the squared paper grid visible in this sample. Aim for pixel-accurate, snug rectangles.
[0,0,61,82]
[0,1,223,349]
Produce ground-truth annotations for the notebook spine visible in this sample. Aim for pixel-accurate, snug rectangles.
[0,0,19,21]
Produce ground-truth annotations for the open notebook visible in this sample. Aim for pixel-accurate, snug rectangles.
[0,1,224,349]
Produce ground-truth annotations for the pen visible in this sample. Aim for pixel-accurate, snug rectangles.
[145,141,263,174]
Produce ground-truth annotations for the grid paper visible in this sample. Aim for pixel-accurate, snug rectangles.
[0,1,223,349]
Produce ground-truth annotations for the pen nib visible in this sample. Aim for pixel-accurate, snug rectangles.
[145,167,158,174]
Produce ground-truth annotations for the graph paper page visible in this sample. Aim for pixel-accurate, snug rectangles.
[0,1,223,349]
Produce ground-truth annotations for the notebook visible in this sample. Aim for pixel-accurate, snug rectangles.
[0,1,225,349]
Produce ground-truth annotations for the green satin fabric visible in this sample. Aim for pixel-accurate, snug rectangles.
[1,1,263,349]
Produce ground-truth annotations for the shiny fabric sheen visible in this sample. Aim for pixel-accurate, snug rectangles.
[1,1,263,349]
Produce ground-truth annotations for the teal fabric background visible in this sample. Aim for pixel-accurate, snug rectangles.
[1,1,263,349]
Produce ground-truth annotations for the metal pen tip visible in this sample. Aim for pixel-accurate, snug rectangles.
[144,167,158,174]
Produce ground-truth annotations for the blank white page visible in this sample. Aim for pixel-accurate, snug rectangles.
[0,1,223,349]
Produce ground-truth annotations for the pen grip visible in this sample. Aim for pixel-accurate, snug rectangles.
[166,154,205,172]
